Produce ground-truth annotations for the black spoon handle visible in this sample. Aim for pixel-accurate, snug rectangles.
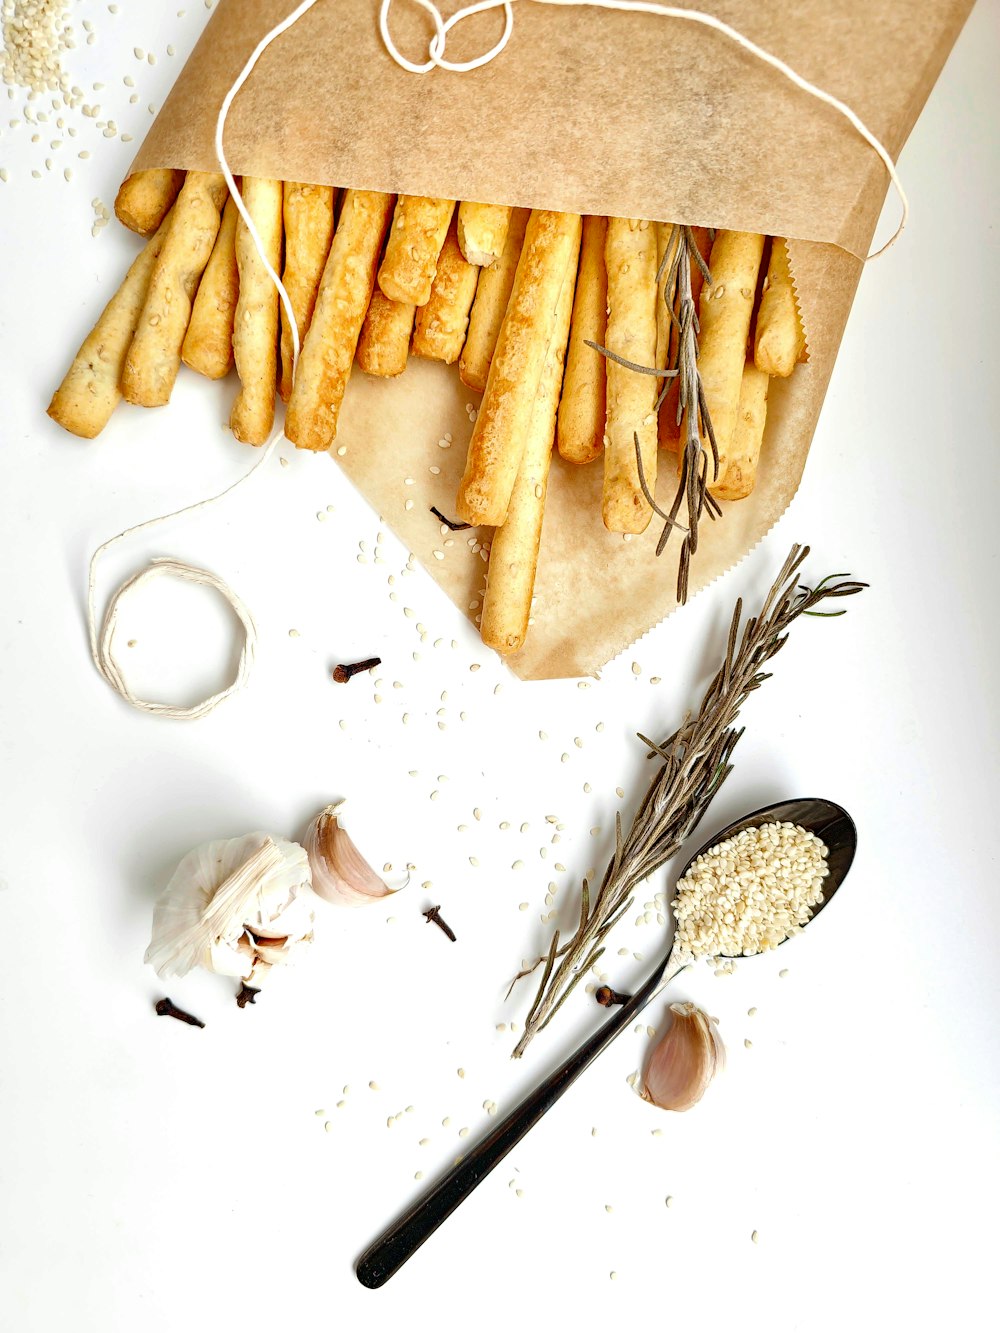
[356,957,673,1288]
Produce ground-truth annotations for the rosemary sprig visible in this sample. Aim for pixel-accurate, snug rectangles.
[588,225,717,604]
[654,224,718,603]
[510,543,867,1059]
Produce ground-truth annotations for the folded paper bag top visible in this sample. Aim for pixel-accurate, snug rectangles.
[131,0,970,258]
[123,0,972,680]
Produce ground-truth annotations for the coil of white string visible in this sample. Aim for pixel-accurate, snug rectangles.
[88,0,907,721]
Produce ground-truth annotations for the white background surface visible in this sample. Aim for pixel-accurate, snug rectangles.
[2,3,999,1330]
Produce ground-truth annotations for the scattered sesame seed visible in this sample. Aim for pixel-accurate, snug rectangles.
[751,1230,759,1244]
[369,1081,379,1091]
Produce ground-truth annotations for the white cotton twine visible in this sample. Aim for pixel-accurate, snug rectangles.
[88,0,906,720]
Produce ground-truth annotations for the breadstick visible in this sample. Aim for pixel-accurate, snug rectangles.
[455,210,582,527]
[181,195,239,380]
[694,229,766,492]
[377,196,455,306]
[459,206,529,392]
[122,170,229,407]
[230,177,283,445]
[411,216,480,363]
[556,213,607,465]
[47,214,173,439]
[457,202,512,268]
[279,182,336,401]
[602,216,659,534]
[285,190,395,451]
[711,360,769,501]
[659,225,711,449]
[480,228,580,655]
[356,289,415,378]
[114,169,185,236]
[753,237,806,378]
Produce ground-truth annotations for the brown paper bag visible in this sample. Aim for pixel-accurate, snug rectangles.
[126,0,972,678]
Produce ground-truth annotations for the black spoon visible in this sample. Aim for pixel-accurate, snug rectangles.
[356,797,856,1288]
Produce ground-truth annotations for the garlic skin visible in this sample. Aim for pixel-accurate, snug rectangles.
[641,1002,725,1112]
[304,802,398,907]
[145,833,315,981]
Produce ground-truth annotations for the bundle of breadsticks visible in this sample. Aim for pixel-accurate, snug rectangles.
[49,169,805,655]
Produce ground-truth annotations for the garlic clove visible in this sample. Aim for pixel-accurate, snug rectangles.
[304,802,399,908]
[641,1002,725,1112]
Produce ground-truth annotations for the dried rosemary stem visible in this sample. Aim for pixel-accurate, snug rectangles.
[511,543,866,1059]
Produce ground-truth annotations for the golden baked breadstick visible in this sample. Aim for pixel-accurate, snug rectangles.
[712,360,769,501]
[285,190,395,451]
[480,228,580,655]
[695,229,766,492]
[114,169,185,236]
[122,171,229,407]
[457,202,512,268]
[455,210,582,527]
[181,195,239,380]
[556,213,607,465]
[377,196,455,306]
[356,289,415,378]
[411,216,480,363]
[753,237,806,378]
[458,206,529,392]
[602,216,659,534]
[279,181,336,401]
[47,214,173,439]
[659,225,710,449]
[230,177,283,445]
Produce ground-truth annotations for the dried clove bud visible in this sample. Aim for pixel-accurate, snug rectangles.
[595,986,631,1007]
[641,1002,724,1112]
[235,983,260,1009]
[332,657,381,683]
[155,997,205,1028]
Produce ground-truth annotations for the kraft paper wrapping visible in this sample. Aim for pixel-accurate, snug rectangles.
[127,0,972,678]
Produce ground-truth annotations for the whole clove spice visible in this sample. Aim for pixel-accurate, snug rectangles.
[332,657,381,683]
[235,982,261,1008]
[155,997,205,1028]
[423,905,457,941]
[595,986,631,1008]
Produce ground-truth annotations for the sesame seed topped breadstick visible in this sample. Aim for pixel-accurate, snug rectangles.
[556,213,608,465]
[457,202,513,269]
[456,209,582,527]
[279,181,336,402]
[695,229,766,493]
[459,206,529,393]
[378,195,456,306]
[602,216,659,534]
[181,194,239,380]
[48,211,174,439]
[114,168,185,237]
[230,176,283,446]
[753,237,806,378]
[411,215,480,364]
[356,289,415,378]
[711,359,769,501]
[481,224,580,655]
[122,170,229,408]
[285,189,396,452]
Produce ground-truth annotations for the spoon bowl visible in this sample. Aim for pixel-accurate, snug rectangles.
[680,796,857,958]
[357,796,857,1288]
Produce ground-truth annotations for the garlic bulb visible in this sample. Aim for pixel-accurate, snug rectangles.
[641,1002,725,1112]
[145,833,315,982]
[304,802,399,907]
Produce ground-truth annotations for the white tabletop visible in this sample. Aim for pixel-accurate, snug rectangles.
[1,3,998,1330]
